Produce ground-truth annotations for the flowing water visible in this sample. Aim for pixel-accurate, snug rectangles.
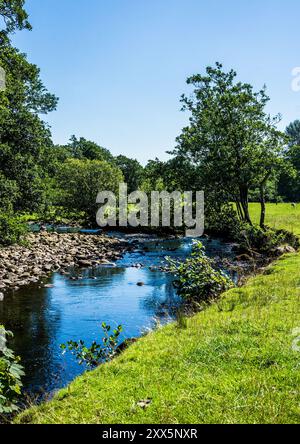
[0,235,234,398]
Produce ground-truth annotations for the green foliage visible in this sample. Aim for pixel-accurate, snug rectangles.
[0,213,27,246]
[0,29,58,214]
[0,172,19,212]
[142,157,199,193]
[0,326,24,414]
[168,241,233,303]
[249,178,279,203]
[205,201,239,236]
[232,222,299,254]
[286,120,300,147]
[60,323,123,368]
[55,158,123,223]
[115,155,144,193]
[172,62,286,226]
[0,0,31,33]
[62,136,115,163]
[278,143,300,202]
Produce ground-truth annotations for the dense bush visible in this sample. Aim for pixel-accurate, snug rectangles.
[233,222,299,254]
[205,202,239,236]
[0,326,24,414]
[167,241,233,303]
[0,213,27,246]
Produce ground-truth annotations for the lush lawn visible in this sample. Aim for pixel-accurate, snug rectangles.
[249,203,300,235]
[16,252,300,424]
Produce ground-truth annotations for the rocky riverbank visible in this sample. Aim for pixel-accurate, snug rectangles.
[0,232,130,296]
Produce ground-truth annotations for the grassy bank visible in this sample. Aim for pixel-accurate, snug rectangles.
[16,251,300,424]
[249,203,300,235]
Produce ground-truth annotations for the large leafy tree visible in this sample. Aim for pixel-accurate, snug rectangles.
[172,63,286,228]
[115,155,144,193]
[64,136,115,163]
[0,8,58,212]
[56,159,124,223]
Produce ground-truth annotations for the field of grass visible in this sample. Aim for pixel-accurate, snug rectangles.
[17,252,300,424]
[249,203,300,235]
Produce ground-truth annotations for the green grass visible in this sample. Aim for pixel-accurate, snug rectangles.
[16,253,300,424]
[249,203,300,235]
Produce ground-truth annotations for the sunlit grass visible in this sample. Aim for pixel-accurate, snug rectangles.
[249,203,300,235]
[16,253,300,424]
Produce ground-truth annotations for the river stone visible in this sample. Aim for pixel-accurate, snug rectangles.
[21,272,31,278]
[0,231,128,294]
[0,293,4,302]
[77,260,92,267]
[274,245,296,256]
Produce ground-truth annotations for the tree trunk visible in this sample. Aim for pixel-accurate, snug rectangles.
[259,173,271,229]
[236,200,243,221]
[259,185,266,229]
[239,185,252,225]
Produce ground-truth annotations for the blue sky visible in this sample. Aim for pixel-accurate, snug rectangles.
[12,0,300,164]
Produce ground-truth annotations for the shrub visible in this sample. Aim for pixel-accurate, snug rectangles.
[0,326,24,414]
[0,213,27,246]
[205,202,239,236]
[233,222,299,254]
[60,323,123,368]
[167,241,233,303]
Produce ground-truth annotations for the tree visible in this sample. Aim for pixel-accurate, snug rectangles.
[142,157,199,193]
[286,120,300,147]
[172,63,286,228]
[0,32,58,212]
[65,136,115,163]
[277,143,300,202]
[56,159,124,222]
[0,172,18,212]
[0,0,31,33]
[276,121,300,202]
[115,155,144,193]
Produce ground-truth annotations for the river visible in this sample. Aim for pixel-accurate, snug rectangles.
[0,234,234,398]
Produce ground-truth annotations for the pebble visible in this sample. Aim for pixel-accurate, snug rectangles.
[0,232,129,295]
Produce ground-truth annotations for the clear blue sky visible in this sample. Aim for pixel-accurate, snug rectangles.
[12,0,300,164]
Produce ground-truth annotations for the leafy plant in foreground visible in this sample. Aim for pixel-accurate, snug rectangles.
[0,326,24,414]
[167,241,233,303]
[60,323,123,368]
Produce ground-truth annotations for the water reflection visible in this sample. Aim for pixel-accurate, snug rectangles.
[0,236,234,397]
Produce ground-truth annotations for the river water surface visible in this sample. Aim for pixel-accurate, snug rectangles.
[0,235,234,398]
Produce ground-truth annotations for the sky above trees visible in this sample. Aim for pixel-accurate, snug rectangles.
[11,0,300,164]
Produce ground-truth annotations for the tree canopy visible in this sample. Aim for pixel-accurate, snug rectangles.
[0,32,58,212]
[172,63,286,227]
[286,120,300,147]
[56,159,124,222]
[0,0,31,33]
[115,155,144,193]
